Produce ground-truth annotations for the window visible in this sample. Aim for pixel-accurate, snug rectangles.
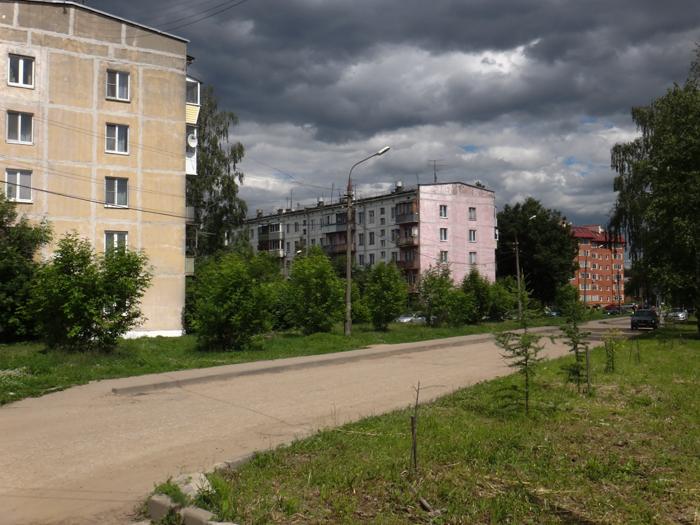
[105,177,128,207]
[380,229,385,237]
[294,222,299,232]
[6,111,33,144]
[390,207,395,218]
[286,224,290,233]
[369,253,375,265]
[439,250,448,262]
[391,252,398,262]
[381,251,386,259]
[380,217,385,225]
[469,251,477,265]
[5,169,31,202]
[359,254,365,265]
[369,232,375,245]
[8,54,34,88]
[186,78,200,105]
[369,210,375,223]
[106,70,129,101]
[439,228,447,241]
[105,231,128,250]
[105,123,128,153]
[358,233,365,246]
[358,211,365,224]
[380,207,385,215]
[469,229,477,242]
[468,207,477,221]
[439,204,447,218]
[380,239,386,247]
[494,227,499,241]
[286,242,290,253]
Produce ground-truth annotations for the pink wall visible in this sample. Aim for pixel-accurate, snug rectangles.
[418,184,497,284]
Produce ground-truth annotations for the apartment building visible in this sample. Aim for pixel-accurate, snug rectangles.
[570,225,625,306]
[1,1,200,335]
[243,182,498,286]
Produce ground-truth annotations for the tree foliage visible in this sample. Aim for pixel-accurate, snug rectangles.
[287,247,344,334]
[188,86,247,256]
[610,50,700,331]
[488,277,519,321]
[496,197,577,304]
[365,262,408,330]
[0,194,51,342]
[446,289,479,326]
[495,331,544,415]
[418,264,453,327]
[461,268,491,320]
[30,233,152,351]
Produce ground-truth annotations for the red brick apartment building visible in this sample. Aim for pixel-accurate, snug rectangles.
[570,225,625,307]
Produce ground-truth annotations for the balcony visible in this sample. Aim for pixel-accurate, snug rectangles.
[397,259,420,270]
[395,212,419,224]
[322,221,351,233]
[396,236,419,247]
[323,243,355,255]
[185,256,195,276]
[185,206,195,222]
[258,230,283,241]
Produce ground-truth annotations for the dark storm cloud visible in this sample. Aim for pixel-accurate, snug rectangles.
[89,0,700,224]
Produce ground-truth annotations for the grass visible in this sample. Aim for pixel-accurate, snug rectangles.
[0,315,587,406]
[191,324,700,524]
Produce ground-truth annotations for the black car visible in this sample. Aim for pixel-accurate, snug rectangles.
[631,309,659,330]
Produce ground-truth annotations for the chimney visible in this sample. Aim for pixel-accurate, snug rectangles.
[256,209,263,218]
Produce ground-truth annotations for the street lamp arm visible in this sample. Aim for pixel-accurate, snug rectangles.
[346,147,391,191]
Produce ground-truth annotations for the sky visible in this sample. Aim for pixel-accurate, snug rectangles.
[91,0,700,225]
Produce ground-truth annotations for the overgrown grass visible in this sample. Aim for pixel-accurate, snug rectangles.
[195,325,699,524]
[0,315,584,405]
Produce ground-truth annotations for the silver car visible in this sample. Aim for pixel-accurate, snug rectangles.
[666,308,688,322]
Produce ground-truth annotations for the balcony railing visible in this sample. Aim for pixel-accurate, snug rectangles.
[323,243,355,255]
[395,212,419,224]
[322,221,351,233]
[396,236,419,247]
[397,259,420,270]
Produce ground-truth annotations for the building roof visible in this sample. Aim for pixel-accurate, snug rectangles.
[20,1,189,43]
[572,225,625,244]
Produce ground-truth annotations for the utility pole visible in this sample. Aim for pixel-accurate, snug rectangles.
[514,233,523,323]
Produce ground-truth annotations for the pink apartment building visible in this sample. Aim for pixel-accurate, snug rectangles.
[243,182,497,287]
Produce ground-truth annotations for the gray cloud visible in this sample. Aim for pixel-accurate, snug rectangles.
[92,0,700,224]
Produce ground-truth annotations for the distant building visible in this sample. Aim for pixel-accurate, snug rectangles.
[1,1,200,335]
[240,182,498,287]
[570,225,625,306]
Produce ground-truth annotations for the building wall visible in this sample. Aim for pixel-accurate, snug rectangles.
[418,184,497,283]
[0,1,188,335]
[570,227,625,306]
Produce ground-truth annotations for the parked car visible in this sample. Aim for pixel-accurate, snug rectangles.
[630,309,659,330]
[544,307,560,317]
[604,304,622,315]
[395,313,426,325]
[665,308,688,322]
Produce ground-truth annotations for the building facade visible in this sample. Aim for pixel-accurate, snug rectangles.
[1,1,198,335]
[243,182,498,286]
[570,225,625,307]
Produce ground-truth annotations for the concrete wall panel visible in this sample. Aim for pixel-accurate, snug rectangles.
[47,108,93,163]
[124,25,187,56]
[1,28,29,43]
[142,69,184,120]
[46,164,92,218]
[73,8,123,44]
[142,120,184,171]
[138,274,185,332]
[18,4,69,34]
[32,33,108,57]
[113,48,185,71]
[0,3,14,24]
[49,52,94,108]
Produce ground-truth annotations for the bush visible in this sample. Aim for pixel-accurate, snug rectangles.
[365,262,408,330]
[461,268,491,320]
[488,277,518,320]
[351,281,372,324]
[418,264,453,327]
[446,289,478,326]
[0,194,51,342]
[266,279,295,331]
[30,233,151,351]
[287,248,344,334]
[193,252,270,350]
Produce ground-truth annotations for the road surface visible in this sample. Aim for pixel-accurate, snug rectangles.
[0,317,629,524]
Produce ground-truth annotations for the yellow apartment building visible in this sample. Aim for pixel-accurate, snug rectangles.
[1,1,200,336]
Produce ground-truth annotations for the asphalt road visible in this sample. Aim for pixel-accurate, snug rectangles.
[0,317,629,524]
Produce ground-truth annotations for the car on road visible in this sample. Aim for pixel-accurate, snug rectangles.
[665,308,688,322]
[631,309,659,330]
[395,313,426,324]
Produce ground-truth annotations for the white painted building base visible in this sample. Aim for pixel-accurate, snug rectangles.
[123,329,184,339]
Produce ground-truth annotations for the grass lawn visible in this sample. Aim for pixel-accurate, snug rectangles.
[0,315,586,406]
[182,325,699,524]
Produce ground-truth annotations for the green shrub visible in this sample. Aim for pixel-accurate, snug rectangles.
[0,194,51,342]
[193,252,270,350]
[266,279,295,331]
[461,268,491,320]
[365,262,408,330]
[287,248,344,334]
[488,277,518,320]
[446,289,479,326]
[30,233,151,351]
[351,281,372,324]
[418,264,453,327]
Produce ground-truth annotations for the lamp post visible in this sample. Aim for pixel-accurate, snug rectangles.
[345,146,390,336]
[514,214,537,326]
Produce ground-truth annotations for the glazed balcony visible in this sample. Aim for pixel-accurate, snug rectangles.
[397,259,420,270]
[395,212,419,224]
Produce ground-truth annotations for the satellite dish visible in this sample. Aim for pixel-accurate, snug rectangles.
[187,133,198,148]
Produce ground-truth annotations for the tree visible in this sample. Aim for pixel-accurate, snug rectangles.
[188,86,247,256]
[365,262,408,330]
[287,247,344,334]
[496,198,577,304]
[446,288,478,326]
[418,264,453,327]
[461,268,491,320]
[488,277,518,321]
[0,194,51,342]
[30,233,151,351]
[555,284,590,394]
[193,253,270,350]
[495,331,544,415]
[610,50,700,333]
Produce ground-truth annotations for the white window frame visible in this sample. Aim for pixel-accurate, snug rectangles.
[105,123,129,154]
[8,54,34,88]
[439,250,448,263]
[105,69,130,102]
[186,78,200,105]
[469,229,477,242]
[105,230,128,250]
[468,207,477,221]
[5,169,32,203]
[6,111,33,144]
[439,204,448,218]
[469,251,477,265]
[104,177,128,208]
[439,227,448,241]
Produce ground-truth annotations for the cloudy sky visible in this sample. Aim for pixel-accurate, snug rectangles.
[92,0,700,224]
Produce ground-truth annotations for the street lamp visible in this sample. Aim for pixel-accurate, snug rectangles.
[345,146,391,336]
[514,214,537,325]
